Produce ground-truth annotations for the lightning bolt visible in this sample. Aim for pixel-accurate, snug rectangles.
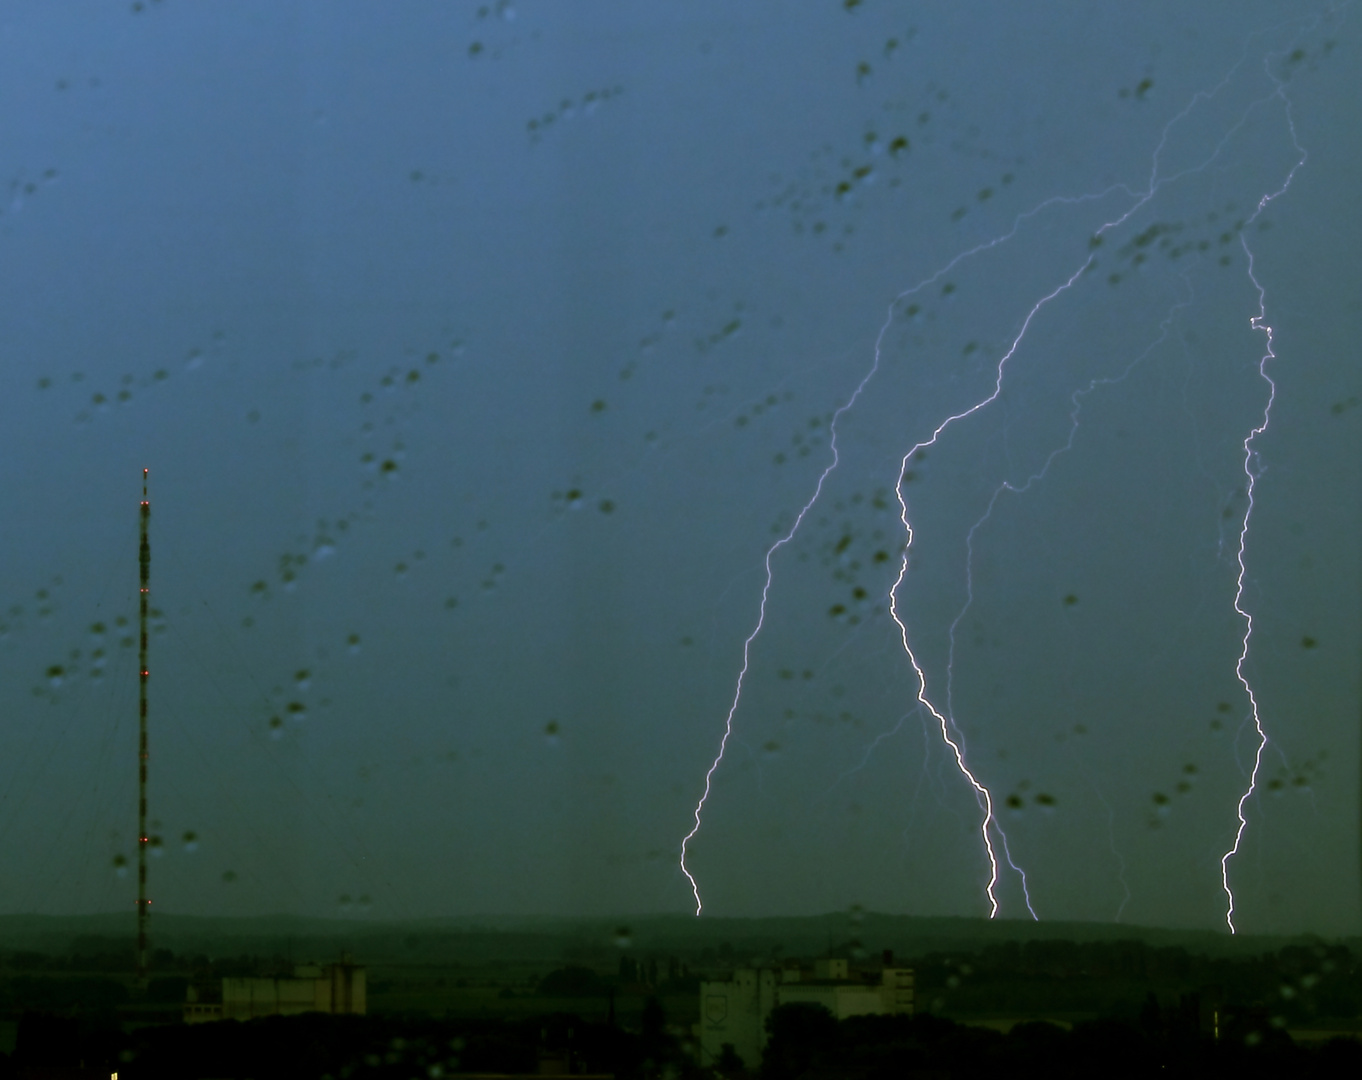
[678,203,1107,915]
[1219,46,1309,934]
[929,289,1194,918]
[681,13,1332,925]
[679,359,884,915]
[887,265,1092,919]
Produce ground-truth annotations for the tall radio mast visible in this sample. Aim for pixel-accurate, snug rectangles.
[137,468,151,985]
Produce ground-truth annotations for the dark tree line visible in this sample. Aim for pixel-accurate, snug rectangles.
[759,1001,1362,1080]
[0,1002,705,1080]
[912,940,1360,1025]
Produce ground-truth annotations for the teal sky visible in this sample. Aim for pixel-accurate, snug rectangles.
[0,1,1357,936]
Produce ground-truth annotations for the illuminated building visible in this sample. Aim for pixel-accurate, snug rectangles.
[697,955,914,1067]
[184,959,366,1023]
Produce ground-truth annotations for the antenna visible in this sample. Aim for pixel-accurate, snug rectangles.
[137,468,151,985]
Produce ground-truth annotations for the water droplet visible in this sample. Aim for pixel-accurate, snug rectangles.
[182,831,198,853]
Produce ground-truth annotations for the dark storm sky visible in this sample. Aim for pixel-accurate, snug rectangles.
[0,1,1357,935]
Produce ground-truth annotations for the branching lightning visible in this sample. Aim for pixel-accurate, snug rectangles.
[824,707,916,797]
[931,291,1193,919]
[887,265,1092,919]
[682,15,1332,928]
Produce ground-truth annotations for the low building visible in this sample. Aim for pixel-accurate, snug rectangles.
[185,959,366,1023]
[698,957,913,1068]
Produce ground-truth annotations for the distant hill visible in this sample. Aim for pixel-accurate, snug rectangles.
[0,911,1354,967]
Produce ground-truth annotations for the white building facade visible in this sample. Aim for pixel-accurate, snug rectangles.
[698,962,914,1068]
